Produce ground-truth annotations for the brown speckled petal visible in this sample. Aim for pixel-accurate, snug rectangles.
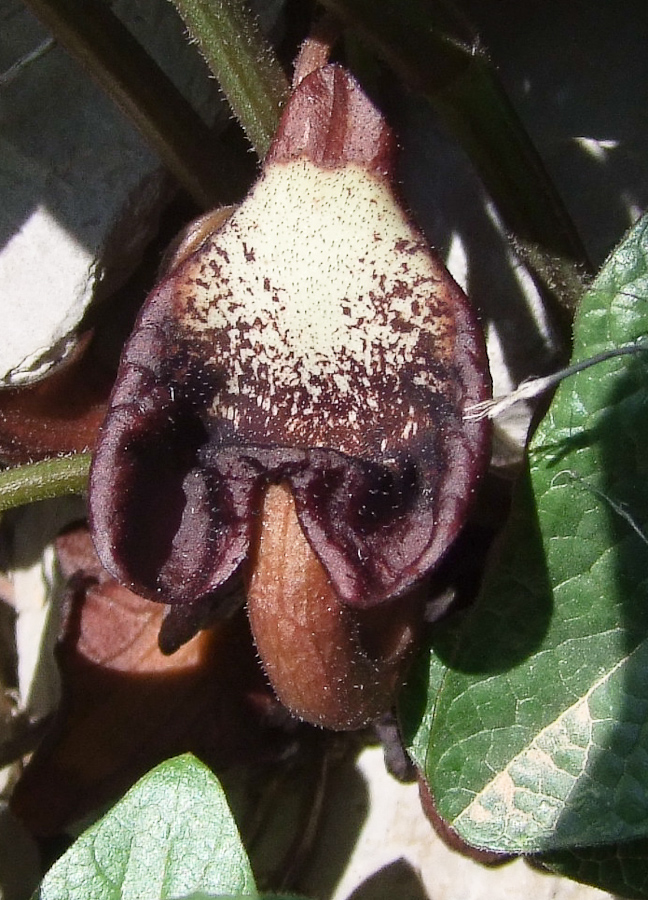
[90,62,490,614]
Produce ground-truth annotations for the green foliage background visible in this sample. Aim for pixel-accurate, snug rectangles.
[403,214,648,895]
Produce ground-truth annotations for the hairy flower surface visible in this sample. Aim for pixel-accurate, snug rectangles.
[90,64,490,728]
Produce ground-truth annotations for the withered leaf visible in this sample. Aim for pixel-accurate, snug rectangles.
[11,526,293,836]
[0,334,112,464]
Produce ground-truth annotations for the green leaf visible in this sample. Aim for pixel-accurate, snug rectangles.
[34,755,256,900]
[534,838,648,899]
[404,213,648,855]
[399,622,452,773]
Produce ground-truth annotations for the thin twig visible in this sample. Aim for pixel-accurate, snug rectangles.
[465,338,648,421]
[0,37,55,86]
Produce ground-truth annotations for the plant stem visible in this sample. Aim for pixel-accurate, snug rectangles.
[23,0,251,208]
[0,454,91,512]
[170,0,290,158]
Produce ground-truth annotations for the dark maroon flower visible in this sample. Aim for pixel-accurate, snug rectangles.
[89,64,490,728]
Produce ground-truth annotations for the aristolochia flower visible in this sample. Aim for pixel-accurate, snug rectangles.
[90,64,490,729]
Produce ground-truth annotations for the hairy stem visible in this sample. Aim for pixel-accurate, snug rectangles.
[171,0,290,157]
[0,454,91,512]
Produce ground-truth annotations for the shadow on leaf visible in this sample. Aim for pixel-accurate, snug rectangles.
[430,466,554,676]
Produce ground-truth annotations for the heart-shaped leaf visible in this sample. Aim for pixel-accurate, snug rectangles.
[403,213,648,856]
[33,755,255,900]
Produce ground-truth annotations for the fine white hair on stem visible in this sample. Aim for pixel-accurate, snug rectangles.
[464,337,648,421]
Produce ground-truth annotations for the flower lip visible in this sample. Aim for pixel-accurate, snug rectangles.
[89,62,491,615]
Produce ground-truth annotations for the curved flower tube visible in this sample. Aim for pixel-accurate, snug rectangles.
[90,64,491,728]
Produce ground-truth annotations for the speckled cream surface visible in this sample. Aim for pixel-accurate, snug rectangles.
[178,158,456,458]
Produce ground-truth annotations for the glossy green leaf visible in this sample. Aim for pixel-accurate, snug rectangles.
[33,755,256,900]
[404,213,648,854]
[399,621,453,773]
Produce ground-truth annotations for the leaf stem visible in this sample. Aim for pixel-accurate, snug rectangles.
[170,0,290,158]
[0,454,91,512]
